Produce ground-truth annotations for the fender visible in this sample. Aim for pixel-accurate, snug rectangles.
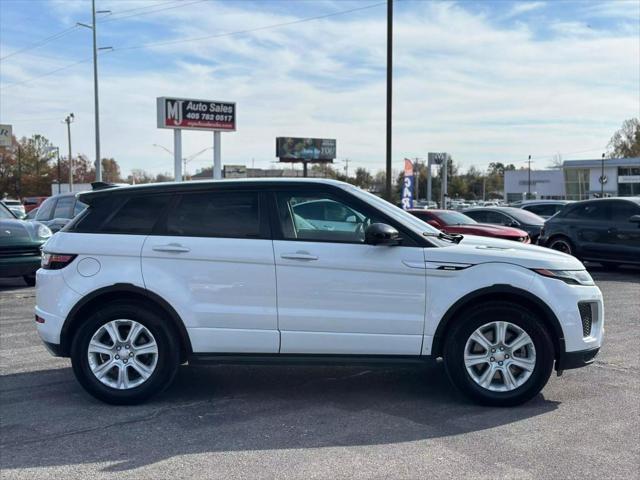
[60,283,192,358]
[429,284,566,358]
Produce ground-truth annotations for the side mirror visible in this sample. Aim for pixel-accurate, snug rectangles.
[630,214,640,224]
[365,223,402,246]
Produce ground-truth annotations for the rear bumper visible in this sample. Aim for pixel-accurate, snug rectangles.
[556,347,600,371]
[0,256,41,277]
[42,340,64,357]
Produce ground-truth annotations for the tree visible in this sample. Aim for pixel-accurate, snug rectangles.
[607,118,640,158]
[353,167,373,189]
[101,158,122,183]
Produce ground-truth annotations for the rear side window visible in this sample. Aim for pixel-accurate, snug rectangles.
[565,202,609,221]
[102,195,172,234]
[524,204,556,217]
[610,201,640,222]
[165,192,262,238]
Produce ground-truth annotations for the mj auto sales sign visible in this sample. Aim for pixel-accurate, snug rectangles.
[157,97,236,131]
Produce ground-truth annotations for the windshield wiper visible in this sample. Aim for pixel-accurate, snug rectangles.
[423,231,464,244]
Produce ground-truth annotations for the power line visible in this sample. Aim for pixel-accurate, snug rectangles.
[115,1,386,51]
[100,0,206,24]
[0,2,385,91]
[0,25,79,61]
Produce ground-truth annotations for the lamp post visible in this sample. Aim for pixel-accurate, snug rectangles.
[64,114,74,191]
[385,0,393,200]
[77,0,111,182]
[527,154,532,199]
[601,153,605,197]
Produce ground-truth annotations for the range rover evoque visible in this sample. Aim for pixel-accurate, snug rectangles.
[35,179,603,406]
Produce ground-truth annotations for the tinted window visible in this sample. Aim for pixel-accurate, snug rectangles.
[483,211,511,225]
[565,202,609,221]
[434,211,476,225]
[277,192,380,243]
[610,201,640,222]
[53,196,74,219]
[35,197,56,221]
[505,208,544,225]
[524,204,557,217]
[165,192,261,238]
[465,211,486,222]
[102,195,172,234]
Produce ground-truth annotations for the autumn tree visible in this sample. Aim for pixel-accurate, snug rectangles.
[607,118,640,158]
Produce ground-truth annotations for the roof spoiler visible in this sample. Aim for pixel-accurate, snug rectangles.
[91,181,118,191]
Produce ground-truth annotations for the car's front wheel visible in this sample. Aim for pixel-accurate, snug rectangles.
[444,302,554,406]
[71,302,180,404]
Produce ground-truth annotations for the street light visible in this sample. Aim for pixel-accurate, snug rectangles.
[77,0,111,182]
[63,113,74,191]
[600,153,606,197]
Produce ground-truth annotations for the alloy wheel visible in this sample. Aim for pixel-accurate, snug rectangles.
[87,319,159,390]
[464,321,536,392]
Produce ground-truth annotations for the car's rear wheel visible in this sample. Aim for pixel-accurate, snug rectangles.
[548,236,574,256]
[71,302,180,404]
[444,302,554,406]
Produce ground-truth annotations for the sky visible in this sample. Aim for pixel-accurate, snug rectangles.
[0,0,639,177]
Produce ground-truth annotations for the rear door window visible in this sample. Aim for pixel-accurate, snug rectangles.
[610,201,640,222]
[565,202,609,221]
[165,191,263,238]
[102,195,172,234]
[524,204,556,217]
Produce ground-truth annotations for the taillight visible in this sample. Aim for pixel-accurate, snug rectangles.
[41,252,77,270]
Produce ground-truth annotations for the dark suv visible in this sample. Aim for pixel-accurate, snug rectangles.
[538,197,640,268]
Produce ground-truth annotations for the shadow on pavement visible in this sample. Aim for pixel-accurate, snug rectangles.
[0,362,559,473]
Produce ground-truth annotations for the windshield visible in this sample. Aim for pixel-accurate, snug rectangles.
[506,208,545,225]
[435,211,477,225]
[0,203,15,219]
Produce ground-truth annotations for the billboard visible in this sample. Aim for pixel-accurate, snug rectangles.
[276,137,336,162]
[0,124,12,147]
[157,97,235,131]
[401,158,414,210]
[428,152,448,165]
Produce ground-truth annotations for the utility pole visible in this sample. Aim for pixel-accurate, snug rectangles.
[601,153,605,197]
[385,0,393,200]
[16,145,21,199]
[64,114,74,191]
[78,1,111,183]
[344,158,350,178]
[527,154,532,199]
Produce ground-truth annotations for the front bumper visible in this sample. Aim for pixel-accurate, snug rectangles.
[556,347,600,371]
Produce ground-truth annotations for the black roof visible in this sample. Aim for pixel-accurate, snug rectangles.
[77,178,349,205]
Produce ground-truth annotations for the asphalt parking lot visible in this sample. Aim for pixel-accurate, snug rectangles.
[1,266,638,480]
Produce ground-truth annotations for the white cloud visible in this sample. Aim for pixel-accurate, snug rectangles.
[0,0,638,176]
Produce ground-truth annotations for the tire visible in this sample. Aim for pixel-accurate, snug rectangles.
[23,274,36,286]
[548,236,574,257]
[443,302,554,407]
[71,301,180,405]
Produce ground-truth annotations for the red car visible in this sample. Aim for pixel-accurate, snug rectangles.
[408,209,531,243]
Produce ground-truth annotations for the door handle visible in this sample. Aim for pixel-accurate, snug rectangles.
[152,244,191,253]
[280,252,318,261]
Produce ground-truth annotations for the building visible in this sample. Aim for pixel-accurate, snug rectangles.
[504,157,640,202]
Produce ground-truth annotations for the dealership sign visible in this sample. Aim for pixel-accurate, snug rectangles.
[276,137,336,162]
[0,124,12,147]
[157,97,236,131]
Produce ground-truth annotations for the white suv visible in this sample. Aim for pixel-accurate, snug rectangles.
[35,179,603,406]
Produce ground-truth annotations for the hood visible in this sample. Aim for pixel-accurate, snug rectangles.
[427,234,584,270]
[442,223,528,237]
[0,219,50,247]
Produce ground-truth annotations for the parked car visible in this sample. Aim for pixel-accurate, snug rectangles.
[519,200,573,219]
[1,198,26,218]
[408,209,530,243]
[0,202,51,285]
[33,192,87,233]
[25,207,39,220]
[35,179,603,406]
[22,196,49,213]
[414,200,438,209]
[463,207,545,242]
[538,197,640,268]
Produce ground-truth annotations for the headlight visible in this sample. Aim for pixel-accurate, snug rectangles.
[37,224,52,239]
[533,269,595,286]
